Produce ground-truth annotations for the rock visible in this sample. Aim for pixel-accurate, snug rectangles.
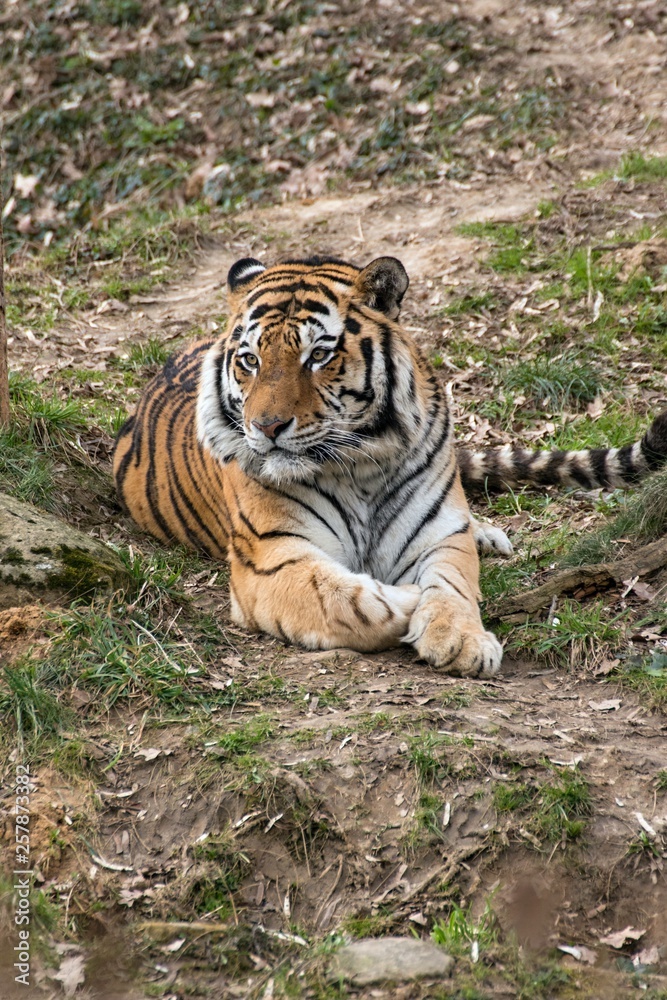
[329,937,453,985]
[0,493,131,608]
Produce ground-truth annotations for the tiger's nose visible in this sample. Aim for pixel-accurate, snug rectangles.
[252,417,293,440]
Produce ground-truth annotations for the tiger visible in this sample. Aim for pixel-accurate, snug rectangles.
[113,255,667,678]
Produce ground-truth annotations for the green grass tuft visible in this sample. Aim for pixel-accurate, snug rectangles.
[493,782,534,813]
[501,352,604,410]
[563,467,667,566]
[614,650,667,710]
[211,715,274,757]
[506,600,627,669]
[442,291,496,315]
[493,768,591,843]
[116,338,173,371]
[0,425,57,509]
[0,659,72,740]
[618,152,667,181]
[431,899,497,957]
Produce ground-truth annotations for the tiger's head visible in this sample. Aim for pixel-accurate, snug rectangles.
[197,255,422,485]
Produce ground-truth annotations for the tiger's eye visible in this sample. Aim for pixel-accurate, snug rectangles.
[243,353,259,367]
[311,348,329,362]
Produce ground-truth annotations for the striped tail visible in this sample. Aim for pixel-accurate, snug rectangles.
[459,411,667,495]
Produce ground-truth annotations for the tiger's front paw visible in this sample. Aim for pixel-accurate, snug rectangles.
[406,610,503,678]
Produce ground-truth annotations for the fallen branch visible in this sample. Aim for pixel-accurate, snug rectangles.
[0,145,9,426]
[490,535,667,621]
[136,920,229,940]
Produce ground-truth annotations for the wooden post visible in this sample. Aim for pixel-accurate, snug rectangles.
[0,153,9,426]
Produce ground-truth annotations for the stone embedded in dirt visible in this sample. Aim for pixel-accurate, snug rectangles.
[329,937,453,984]
[0,492,131,608]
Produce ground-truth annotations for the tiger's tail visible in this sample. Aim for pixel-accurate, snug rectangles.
[459,411,667,495]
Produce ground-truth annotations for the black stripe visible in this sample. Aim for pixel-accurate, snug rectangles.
[269,486,343,541]
[314,484,358,546]
[588,448,611,487]
[356,324,405,440]
[302,298,330,315]
[392,466,459,572]
[641,436,665,471]
[238,509,308,542]
[374,405,451,536]
[230,541,303,577]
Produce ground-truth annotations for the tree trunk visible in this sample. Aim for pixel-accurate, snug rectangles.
[0,157,9,426]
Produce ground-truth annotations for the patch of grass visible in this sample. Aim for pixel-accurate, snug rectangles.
[455,220,534,273]
[342,911,394,938]
[564,466,667,567]
[408,731,474,785]
[618,152,667,182]
[186,833,252,917]
[545,409,646,453]
[655,769,667,792]
[501,351,604,410]
[0,425,57,509]
[431,899,497,958]
[536,199,556,219]
[442,291,496,315]
[480,562,534,604]
[506,600,627,669]
[117,544,213,607]
[292,757,333,778]
[415,792,447,837]
[52,737,103,780]
[493,782,534,813]
[456,221,523,244]
[0,876,60,934]
[564,248,619,299]
[494,768,591,843]
[114,338,172,371]
[210,715,275,756]
[9,373,88,448]
[533,769,591,841]
[627,830,661,860]
[0,658,72,740]
[614,650,667,711]
[440,686,473,709]
[10,593,243,734]
[43,605,202,709]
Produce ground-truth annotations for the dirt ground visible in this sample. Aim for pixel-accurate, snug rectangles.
[2,1,667,998]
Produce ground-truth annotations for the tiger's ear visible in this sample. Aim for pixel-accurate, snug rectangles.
[227,258,266,295]
[354,256,409,319]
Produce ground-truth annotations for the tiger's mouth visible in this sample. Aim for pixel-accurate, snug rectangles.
[238,438,322,485]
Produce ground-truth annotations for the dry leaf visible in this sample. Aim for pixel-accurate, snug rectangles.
[245,91,276,108]
[588,699,621,712]
[593,657,619,676]
[558,944,597,964]
[599,927,645,949]
[635,946,660,967]
[133,747,171,760]
[630,580,658,601]
[52,954,85,996]
[405,101,430,116]
[586,395,604,419]
[14,173,40,198]
[164,938,186,952]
